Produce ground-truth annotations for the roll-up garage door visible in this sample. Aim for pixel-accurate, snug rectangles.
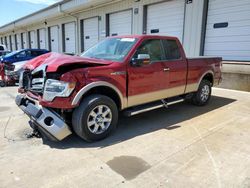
[82,17,99,51]
[8,36,11,50]
[0,37,2,44]
[21,32,28,49]
[64,22,76,54]
[11,35,16,51]
[204,0,250,61]
[38,28,46,49]
[109,10,132,36]
[146,0,185,43]
[16,33,22,50]
[29,31,37,49]
[49,25,59,52]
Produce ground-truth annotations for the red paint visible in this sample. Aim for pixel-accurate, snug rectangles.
[20,35,222,109]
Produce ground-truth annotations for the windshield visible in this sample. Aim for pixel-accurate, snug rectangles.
[4,50,21,58]
[81,37,138,62]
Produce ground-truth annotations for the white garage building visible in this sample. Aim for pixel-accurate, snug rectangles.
[0,0,250,62]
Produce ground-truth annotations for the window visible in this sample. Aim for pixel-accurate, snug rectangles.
[82,38,137,62]
[31,50,44,57]
[134,39,164,62]
[15,51,26,58]
[163,40,181,60]
[0,46,4,51]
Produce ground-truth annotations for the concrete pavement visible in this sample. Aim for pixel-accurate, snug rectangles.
[0,87,249,188]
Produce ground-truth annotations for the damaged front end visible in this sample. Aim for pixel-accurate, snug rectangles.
[16,65,73,141]
[15,94,72,141]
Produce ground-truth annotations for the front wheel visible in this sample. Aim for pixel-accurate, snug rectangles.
[72,94,118,142]
[191,80,212,106]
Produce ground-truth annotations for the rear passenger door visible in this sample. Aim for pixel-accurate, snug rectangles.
[161,39,187,97]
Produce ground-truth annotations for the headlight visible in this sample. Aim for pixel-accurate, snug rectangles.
[43,79,76,101]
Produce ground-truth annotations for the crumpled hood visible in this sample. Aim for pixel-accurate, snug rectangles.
[24,52,112,72]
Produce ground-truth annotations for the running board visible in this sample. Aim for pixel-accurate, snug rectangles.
[124,97,185,116]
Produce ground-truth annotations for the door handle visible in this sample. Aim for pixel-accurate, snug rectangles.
[163,68,170,72]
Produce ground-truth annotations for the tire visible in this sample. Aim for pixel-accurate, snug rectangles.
[0,81,6,87]
[72,94,118,142]
[191,79,212,106]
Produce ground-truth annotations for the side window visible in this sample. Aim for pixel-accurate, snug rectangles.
[134,39,164,62]
[15,51,26,58]
[0,46,4,51]
[31,51,39,57]
[163,40,181,60]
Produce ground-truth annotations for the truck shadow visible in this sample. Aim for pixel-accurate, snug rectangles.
[43,95,236,149]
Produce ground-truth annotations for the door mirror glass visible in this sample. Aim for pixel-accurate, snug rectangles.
[131,54,150,67]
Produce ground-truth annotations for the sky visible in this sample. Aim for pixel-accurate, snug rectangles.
[0,0,61,27]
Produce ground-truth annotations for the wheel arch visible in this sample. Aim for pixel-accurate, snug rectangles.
[199,71,214,87]
[72,81,126,110]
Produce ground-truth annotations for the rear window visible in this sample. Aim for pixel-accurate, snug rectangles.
[31,50,46,57]
[163,40,181,60]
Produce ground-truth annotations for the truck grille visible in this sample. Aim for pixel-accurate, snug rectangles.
[20,65,46,94]
[31,78,45,93]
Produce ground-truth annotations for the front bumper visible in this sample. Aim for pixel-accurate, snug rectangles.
[15,94,72,141]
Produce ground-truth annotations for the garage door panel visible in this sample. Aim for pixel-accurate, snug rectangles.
[209,0,250,9]
[206,20,250,30]
[207,11,250,24]
[206,26,250,37]
[109,10,132,36]
[16,34,21,50]
[205,35,250,43]
[83,17,99,51]
[11,35,15,51]
[50,26,59,52]
[64,22,76,54]
[22,33,28,49]
[38,28,46,49]
[204,0,250,61]
[30,31,37,49]
[146,0,185,42]
[205,42,250,51]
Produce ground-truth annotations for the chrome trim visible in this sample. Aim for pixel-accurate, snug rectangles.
[127,86,185,108]
[72,81,126,109]
[110,71,127,75]
[130,104,164,116]
[129,99,184,116]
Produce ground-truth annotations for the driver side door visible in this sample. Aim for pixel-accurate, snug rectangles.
[127,39,167,107]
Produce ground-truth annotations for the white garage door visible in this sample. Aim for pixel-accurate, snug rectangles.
[146,0,185,42]
[21,32,28,49]
[109,10,132,36]
[83,17,99,51]
[64,22,76,54]
[50,25,59,52]
[38,28,46,49]
[11,35,16,51]
[204,0,250,61]
[30,31,37,49]
[16,33,22,50]
[7,36,10,50]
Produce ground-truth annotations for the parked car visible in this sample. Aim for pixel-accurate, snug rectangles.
[15,35,222,142]
[0,49,49,64]
[0,50,11,58]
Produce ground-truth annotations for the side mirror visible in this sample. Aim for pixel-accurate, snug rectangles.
[131,54,150,67]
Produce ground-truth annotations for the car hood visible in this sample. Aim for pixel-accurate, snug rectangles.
[24,52,112,72]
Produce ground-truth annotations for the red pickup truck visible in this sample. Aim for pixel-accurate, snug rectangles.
[16,35,222,142]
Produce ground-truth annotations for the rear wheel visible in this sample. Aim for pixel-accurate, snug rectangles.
[191,80,212,106]
[72,94,118,142]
